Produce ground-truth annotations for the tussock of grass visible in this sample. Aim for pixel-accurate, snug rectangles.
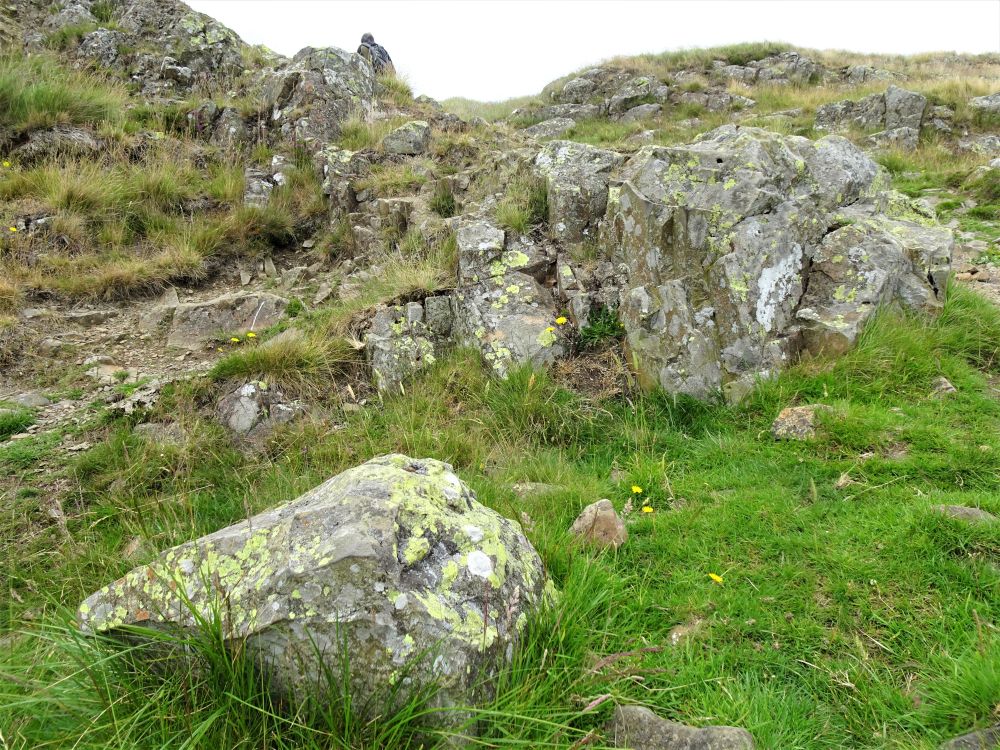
[355,161,429,196]
[494,175,548,233]
[0,407,33,439]
[0,54,125,133]
[210,334,358,395]
[376,72,414,107]
[337,114,408,151]
[441,95,541,122]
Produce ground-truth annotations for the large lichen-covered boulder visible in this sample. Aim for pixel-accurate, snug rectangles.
[600,125,950,400]
[264,47,376,147]
[78,455,550,716]
[535,140,625,245]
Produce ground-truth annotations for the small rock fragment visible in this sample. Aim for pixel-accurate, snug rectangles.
[608,705,755,749]
[771,405,832,441]
[930,505,997,525]
[569,499,627,549]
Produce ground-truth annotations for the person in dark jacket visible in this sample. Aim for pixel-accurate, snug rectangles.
[358,33,394,75]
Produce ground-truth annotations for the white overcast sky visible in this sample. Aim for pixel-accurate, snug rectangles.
[187,1,1000,102]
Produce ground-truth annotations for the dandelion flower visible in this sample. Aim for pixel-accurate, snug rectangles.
[2,161,10,168]
[709,573,724,584]
[8,226,16,232]
[631,485,643,494]
[545,326,555,333]
[246,332,257,338]
[230,336,241,343]
[555,316,568,325]
[641,505,654,513]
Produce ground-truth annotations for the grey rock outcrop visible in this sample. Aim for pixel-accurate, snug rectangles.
[216,382,303,441]
[12,125,101,164]
[940,724,1000,749]
[77,455,550,718]
[930,505,997,525]
[608,705,755,749]
[521,117,576,139]
[969,93,1000,116]
[366,299,454,391]
[264,47,376,147]
[382,121,431,155]
[816,85,926,134]
[600,125,951,399]
[535,140,625,245]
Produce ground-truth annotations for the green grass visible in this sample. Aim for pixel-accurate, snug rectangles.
[0,54,126,133]
[0,408,33,440]
[2,285,999,748]
[495,175,548,233]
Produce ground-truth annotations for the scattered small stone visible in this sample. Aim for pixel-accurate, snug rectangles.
[66,442,92,452]
[519,511,535,533]
[240,269,252,286]
[930,505,997,525]
[302,239,316,249]
[607,705,755,749]
[313,282,333,305]
[668,617,704,647]
[511,482,563,498]
[771,405,833,441]
[264,257,278,277]
[940,724,1000,749]
[132,422,185,446]
[569,499,627,549]
[931,376,957,397]
[65,309,116,326]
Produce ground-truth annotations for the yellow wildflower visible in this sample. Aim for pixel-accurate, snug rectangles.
[2,161,10,168]
[555,316,568,325]
[631,485,643,494]
[641,505,654,513]
[230,336,240,343]
[709,573,724,584]
[8,226,16,232]
[545,326,555,333]
[246,332,257,338]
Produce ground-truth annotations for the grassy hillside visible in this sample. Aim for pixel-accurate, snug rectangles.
[2,36,1000,750]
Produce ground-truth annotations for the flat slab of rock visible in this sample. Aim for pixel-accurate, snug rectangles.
[771,405,832,441]
[78,455,549,720]
[569,499,627,549]
[608,705,755,749]
[167,292,288,349]
[522,117,575,139]
[930,505,997,525]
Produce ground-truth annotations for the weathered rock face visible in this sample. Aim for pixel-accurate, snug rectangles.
[78,455,550,716]
[11,125,101,164]
[816,86,927,135]
[969,92,1000,116]
[713,51,822,86]
[382,120,431,155]
[216,382,304,441]
[448,215,566,376]
[264,47,376,147]
[600,125,951,399]
[366,299,454,391]
[167,292,288,349]
[535,140,626,245]
[521,117,576,140]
